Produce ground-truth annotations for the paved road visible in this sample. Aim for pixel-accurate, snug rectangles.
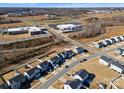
[37,52,101,89]
[37,24,124,89]
[45,25,98,52]
[38,43,124,89]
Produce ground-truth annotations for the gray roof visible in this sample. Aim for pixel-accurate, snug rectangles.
[26,67,41,78]
[65,79,82,89]
[105,40,111,44]
[0,83,8,89]
[111,61,124,70]
[8,74,26,89]
[50,56,60,65]
[74,69,89,79]
[39,61,50,71]
[100,56,113,63]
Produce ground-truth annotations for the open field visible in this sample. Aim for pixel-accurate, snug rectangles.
[2,70,16,82]
[52,57,120,89]
[0,34,31,41]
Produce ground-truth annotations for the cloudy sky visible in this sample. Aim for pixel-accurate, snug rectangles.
[0,3,124,8]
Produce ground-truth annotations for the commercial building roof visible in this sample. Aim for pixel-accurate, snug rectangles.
[57,24,78,29]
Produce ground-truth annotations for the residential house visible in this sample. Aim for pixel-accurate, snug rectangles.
[24,67,41,81]
[37,60,54,73]
[6,74,26,89]
[73,47,84,54]
[73,69,89,82]
[99,56,113,66]
[66,50,76,58]
[110,61,124,73]
[64,79,82,89]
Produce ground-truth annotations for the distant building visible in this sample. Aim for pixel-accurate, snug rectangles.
[28,27,47,35]
[6,26,48,35]
[7,27,29,35]
[94,35,124,48]
[64,79,82,89]
[56,24,83,33]
[91,10,112,14]
[94,42,106,48]
[65,50,76,59]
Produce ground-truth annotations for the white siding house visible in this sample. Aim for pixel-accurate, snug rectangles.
[73,69,89,81]
[99,56,112,66]
[110,61,124,73]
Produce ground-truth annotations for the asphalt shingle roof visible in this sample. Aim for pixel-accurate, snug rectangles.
[65,79,81,89]
[74,69,89,80]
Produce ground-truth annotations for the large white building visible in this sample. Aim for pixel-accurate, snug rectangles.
[5,26,48,35]
[56,24,83,32]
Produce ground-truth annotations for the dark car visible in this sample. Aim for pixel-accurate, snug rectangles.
[65,65,69,68]
[83,59,87,61]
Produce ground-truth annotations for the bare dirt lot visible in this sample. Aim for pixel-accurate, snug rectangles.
[2,70,16,82]
[0,34,31,42]
[113,77,124,89]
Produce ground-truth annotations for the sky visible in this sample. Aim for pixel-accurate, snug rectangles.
[0,3,124,8]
